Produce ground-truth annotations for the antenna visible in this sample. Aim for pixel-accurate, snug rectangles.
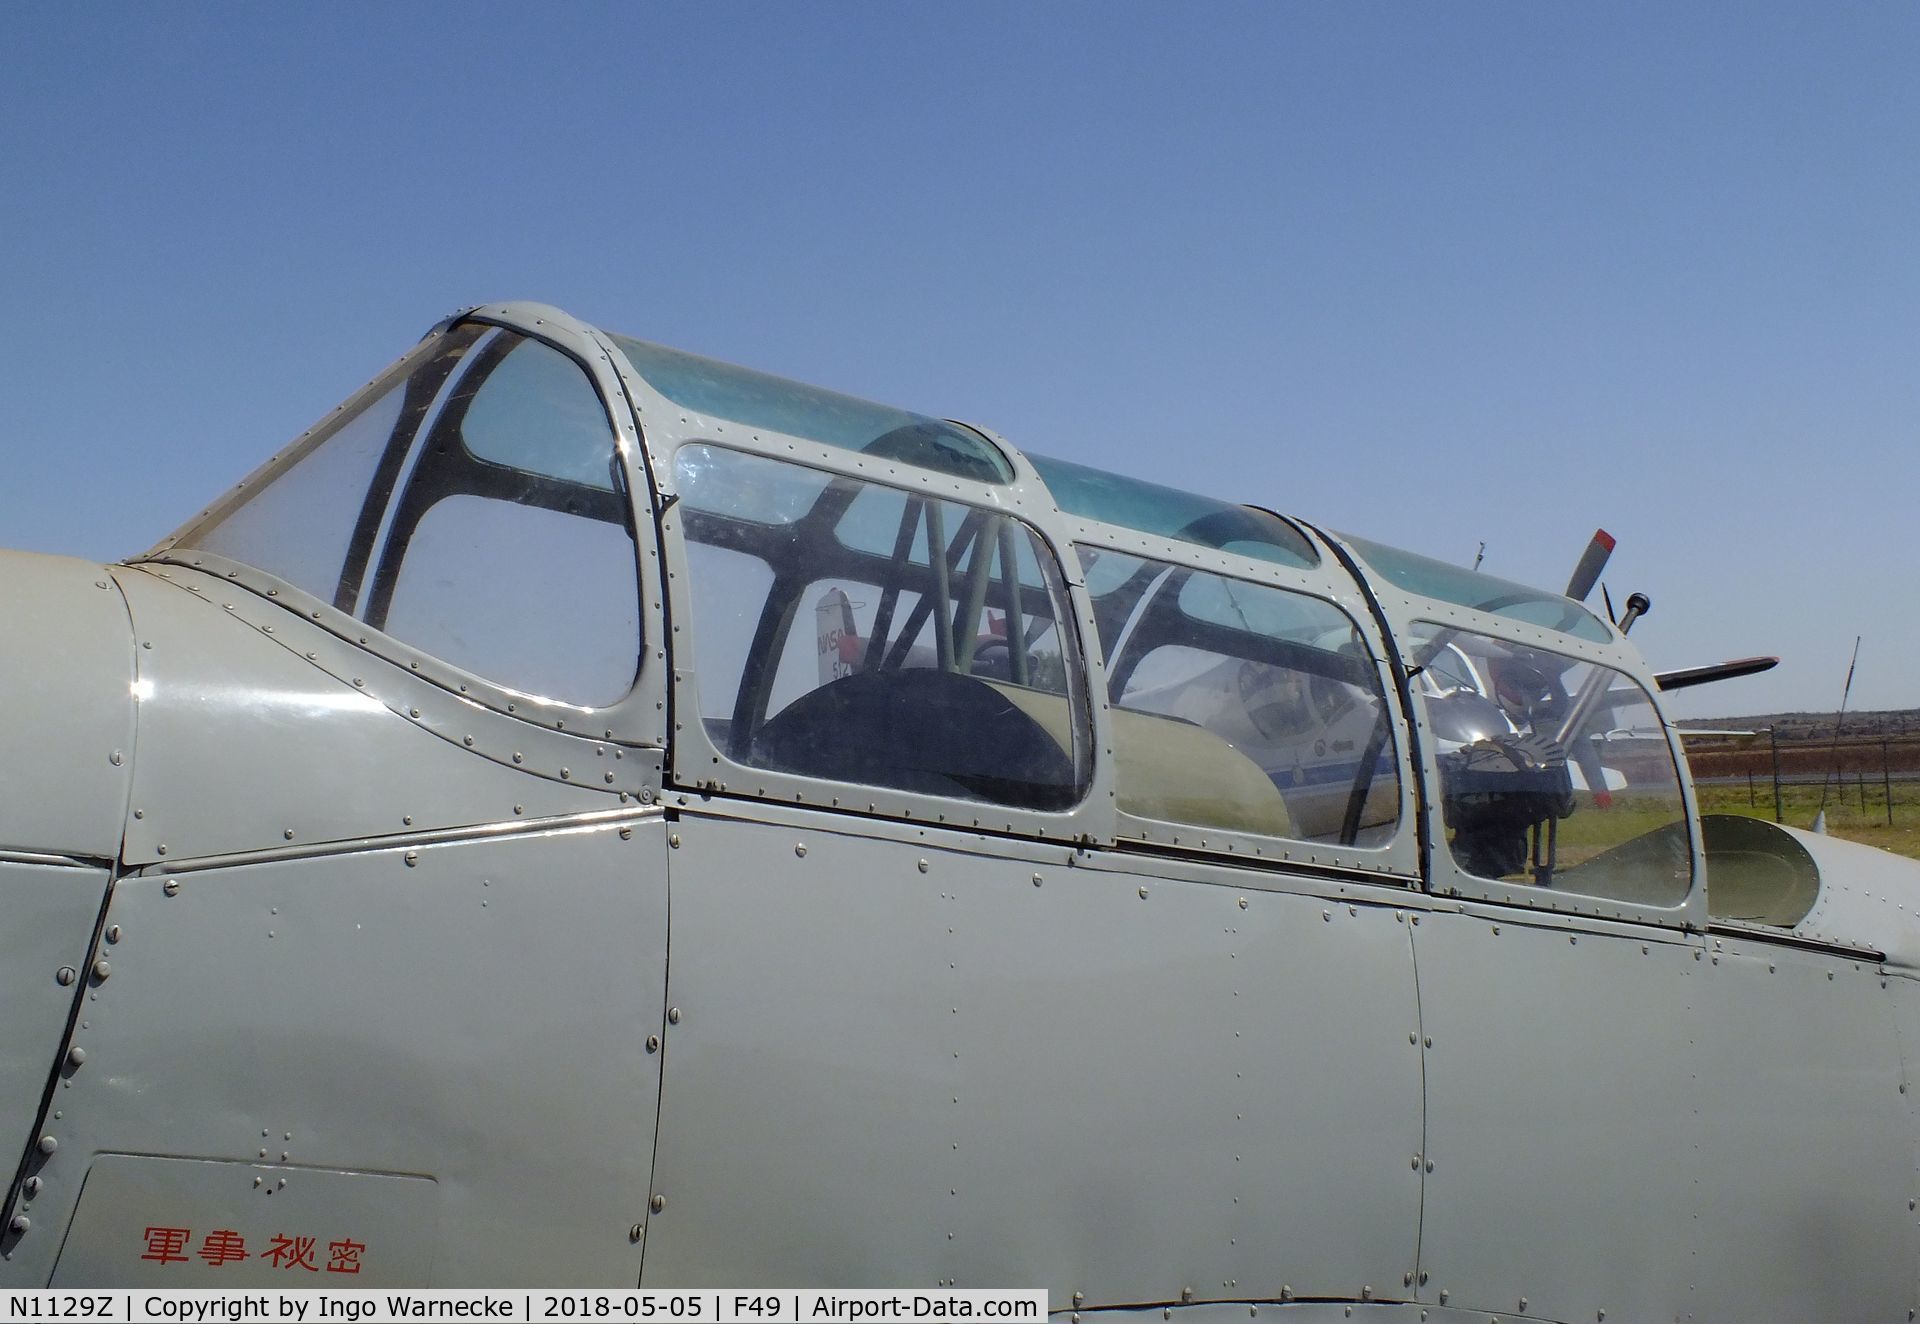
[1813,636,1863,826]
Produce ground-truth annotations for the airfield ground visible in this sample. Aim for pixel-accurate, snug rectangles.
[1681,718,1920,860]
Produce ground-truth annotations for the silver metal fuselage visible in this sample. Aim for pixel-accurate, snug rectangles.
[1,303,1915,1323]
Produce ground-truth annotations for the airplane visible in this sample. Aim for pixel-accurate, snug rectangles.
[2,300,1915,1323]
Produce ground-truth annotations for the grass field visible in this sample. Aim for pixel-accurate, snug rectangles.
[1691,779,1920,860]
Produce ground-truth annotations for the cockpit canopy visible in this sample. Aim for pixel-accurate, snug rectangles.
[145,303,1720,932]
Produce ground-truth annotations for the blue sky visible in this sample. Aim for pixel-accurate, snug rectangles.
[3,3,1915,716]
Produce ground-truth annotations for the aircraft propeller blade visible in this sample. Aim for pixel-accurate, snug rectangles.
[1653,656,1779,692]
[1565,529,1616,603]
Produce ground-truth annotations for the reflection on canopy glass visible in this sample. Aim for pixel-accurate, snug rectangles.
[1411,623,1691,905]
[676,445,1086,811]
[1077,545,1399,848]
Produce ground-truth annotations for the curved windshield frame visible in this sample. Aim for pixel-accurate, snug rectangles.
[164,325,645,711]
[1411,622,1692,907]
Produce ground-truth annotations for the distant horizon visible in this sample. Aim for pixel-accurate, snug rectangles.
[1677,707,1918,727]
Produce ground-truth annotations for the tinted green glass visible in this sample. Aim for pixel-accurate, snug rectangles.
[1342,535,1611,642]
[1029,453,1318,569]
[611,335,1013,484]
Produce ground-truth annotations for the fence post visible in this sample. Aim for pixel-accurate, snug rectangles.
[1770,727,1783,823]
[1886,737,1896,828]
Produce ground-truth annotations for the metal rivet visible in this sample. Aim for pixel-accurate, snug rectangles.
[9,1215,27,1235]
[1424,1036,1433,1048]
[605,771,616,784]
[918,858,930,873]
[620,827,633,841]
[646,1035,660,1053]
[403,815,414,826]
[163,879,180,896]
[156,844,168,856]
[649,1194,666,1214]
[1139,887,1150,899]
[91,960,110,981]
[404,852,419,867]
[67,1047,86,1067]
[37,1135,56,1155]
[1419,1272,1428,1285]
[1238,897,1248,909]
[284,829,295,840]
[795,843,807,858]
[1438,1291,1448,1305]
[106,925,121,944]
[1520,1300,1527,1312]
[667,1007,682,1025]
[1425,1159,1435,1172]
[23,1176,41,1198]
[1032,873,1043,887]
[629,1224,643,1243]
[560,768,571,780]
[56,966,77,986]
[109,750,123,766]
[669,833,681,849]
[464,735,475,747]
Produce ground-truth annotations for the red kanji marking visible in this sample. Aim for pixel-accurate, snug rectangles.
[260,1234,318,1271]
[326,1238,366,1275]
[140,1226,192,1264]
[198,1229,248,1265]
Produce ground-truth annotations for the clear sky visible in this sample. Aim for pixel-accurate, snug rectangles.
[3,3,1915,716]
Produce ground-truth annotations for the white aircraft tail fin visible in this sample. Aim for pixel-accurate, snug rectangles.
[816,587,859,686]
